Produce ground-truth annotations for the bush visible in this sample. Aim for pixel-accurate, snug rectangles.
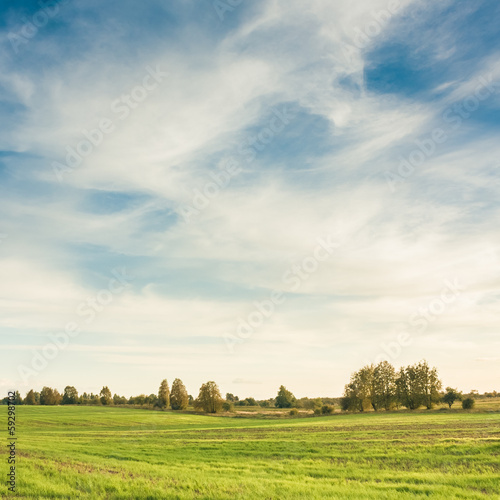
[321,404,334,415]
[462,398,475,410]
[222,402,234,412]
[289,408,299,416]
[313,408,321,416]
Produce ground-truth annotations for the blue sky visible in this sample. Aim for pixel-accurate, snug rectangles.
[1,0,499,399]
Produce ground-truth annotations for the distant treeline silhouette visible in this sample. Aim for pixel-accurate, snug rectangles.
[3,360,495,411]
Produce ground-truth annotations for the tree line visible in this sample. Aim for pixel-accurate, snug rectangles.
[4,378,193,409]
[341,360,477,411]
[3,361,491,411]
[1,382,335,412]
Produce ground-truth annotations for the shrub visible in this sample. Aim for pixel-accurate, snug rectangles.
[462,398,475,410]
[222,402,234,412]
[321,404,334,415]
[313,408,321,415]
[289,408,299,416]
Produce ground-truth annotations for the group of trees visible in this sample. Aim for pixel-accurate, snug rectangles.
[273,386,335,415]
[442,387,476,410]
[3,362,487,412]
[10,380,192,408]
[19,386,122,406]
[156,378,190,410]
[342,360,476,411]
[342,360,441,411]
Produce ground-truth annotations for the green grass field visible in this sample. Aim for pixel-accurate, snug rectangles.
[2,405,499,499]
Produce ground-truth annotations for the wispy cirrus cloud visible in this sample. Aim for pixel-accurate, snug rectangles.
[1,0,499,398]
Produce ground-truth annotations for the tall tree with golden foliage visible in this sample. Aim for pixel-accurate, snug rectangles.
[195,381,223,413]
[157,379,170,409]
[170,378,189,410]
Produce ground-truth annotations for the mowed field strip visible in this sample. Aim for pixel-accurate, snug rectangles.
[3,405,500,499]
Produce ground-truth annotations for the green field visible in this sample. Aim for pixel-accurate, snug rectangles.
[2,405,500,499]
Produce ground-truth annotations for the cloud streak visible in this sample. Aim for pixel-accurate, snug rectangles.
[1,0,499,398]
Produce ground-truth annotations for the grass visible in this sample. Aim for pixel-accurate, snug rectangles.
[2,405,499,499]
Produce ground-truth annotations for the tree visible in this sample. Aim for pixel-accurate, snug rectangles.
[395,361,442,410]
[40,387,55,405]
[462,398,475,410]
[341,394,355,412]
[62,386,78,405]
[24,390,37,405]
[342,367,373,412]
[442,387,462,408]
[13,391,23,405]
[373,361,396,411]
[275,385,296,408]
[396,364,425,410]
[302,397,322,410]
[39,387,61,405]
[195,381,223,413]
[100,386,113,405]
[418,361,442,409]
[89,393,101,405]
[129,394,147,405]
[113,394,127,405]
[147,394,158,405]
[54,389,62,405]
[157,379,170,409]
[170,378,189,410]
[225,393,236,402]
[359,365,377,410]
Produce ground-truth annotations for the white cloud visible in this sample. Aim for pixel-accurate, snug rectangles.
[1,0,499,396]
